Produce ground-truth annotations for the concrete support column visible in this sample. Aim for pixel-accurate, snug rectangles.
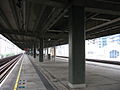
[33,43,36,58]
[39,38,43,62]
[47,48,48,55]
[68,6,85,88]
[47,48,50,60]
[53,46,56,61]
[30,48,33,56]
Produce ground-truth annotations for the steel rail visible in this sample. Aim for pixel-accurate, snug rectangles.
[0,54,22,83]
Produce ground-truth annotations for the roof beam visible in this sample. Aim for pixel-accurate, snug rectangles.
[0,8,13,29]
[32,5,46,32]
[25,1,32,32]
[86,17,120,32]
[27,0,120,15]
[27,0,67,8]
[39,5,69,36]
[72,0,120,15]
[91,17,111,22]
[0,6,20,45]
[9,0,21,31]
[0,28,35,37]
[85,0,120,15]
[85,13,98,22]
[86,25,120,39]
[0,28,68,39]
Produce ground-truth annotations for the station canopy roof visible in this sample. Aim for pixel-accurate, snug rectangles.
[0,0,120,49]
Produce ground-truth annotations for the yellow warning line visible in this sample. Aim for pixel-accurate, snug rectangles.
[13,57,23,90]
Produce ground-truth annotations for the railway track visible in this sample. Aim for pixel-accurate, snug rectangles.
[0,54,23,83]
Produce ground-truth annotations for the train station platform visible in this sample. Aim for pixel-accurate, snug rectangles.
[0,55,48,90]
[28,56,120,90]
[1,54,120,90]
[17,55,47,90]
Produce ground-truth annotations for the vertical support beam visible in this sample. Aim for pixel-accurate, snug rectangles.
[30,48,33,56]
[47,48,48,55]
[36,42,38,55]
[39,38,43,62]
[68,6,85,88]
[34,43,36,58]
[53,46,56,61]
[47,48,50,59]
[45,48,47,55]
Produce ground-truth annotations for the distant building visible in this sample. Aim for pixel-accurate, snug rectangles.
[0,34,23,58]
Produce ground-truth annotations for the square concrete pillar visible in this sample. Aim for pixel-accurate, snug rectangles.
[68,6,86,88]
[39,38,43,62]
[34,43,36,58]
